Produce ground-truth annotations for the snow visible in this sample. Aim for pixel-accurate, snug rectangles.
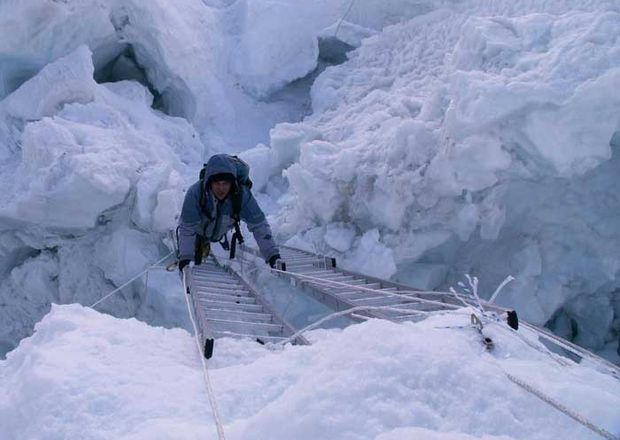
[0,0,619,436]
[1,304,618,439]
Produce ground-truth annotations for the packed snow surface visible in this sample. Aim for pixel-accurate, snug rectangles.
[1,304,618,439]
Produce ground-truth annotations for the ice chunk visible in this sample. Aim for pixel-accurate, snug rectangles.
[341,229,397,279]
[238,144,279,192]
[1,46,96,120]
[318,21,378,50]
[94,228,159,287]
[230,1,322,98]
[324,223,356,252]
[103,80,154,107]
[523,69,620,176]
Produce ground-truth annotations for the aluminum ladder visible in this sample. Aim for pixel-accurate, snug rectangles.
[242,244,468,322]
[239,244,620,380]
[184,254,309,358]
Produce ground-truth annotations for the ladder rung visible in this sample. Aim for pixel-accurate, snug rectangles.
[348,296,411,306]
[196,293,256,304]
[328,282,382,291]
[192,279,242,289]
[205,308,273,322]
[208,318,284,335]
[199,299,263,312]
[212,330,288,343]
[193,274,236,283]
[193,284,248,294]
[195,288,252,299]
[336,291,382,299]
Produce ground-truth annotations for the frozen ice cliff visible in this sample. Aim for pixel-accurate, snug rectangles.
[252,1,620,355]
[0,0,619,366]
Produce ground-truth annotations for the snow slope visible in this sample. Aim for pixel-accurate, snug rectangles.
[1,304,618,439]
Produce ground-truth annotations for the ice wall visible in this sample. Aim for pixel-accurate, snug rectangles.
[257,3,620,352]
[0,45,201,355]
[0,0,438,356]
[2,0,619,359]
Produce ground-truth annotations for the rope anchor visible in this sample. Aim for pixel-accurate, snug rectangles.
[471,313,494,350]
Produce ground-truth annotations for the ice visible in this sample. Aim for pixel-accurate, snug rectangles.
[230,1,321,98]
[93,227,159,286]
[0,43,202,355]
[340,229,397,279]
[0,0,116,100]
[324,222,356,252]
[0,0,619,432]
[1,46,96,122]
[269,4,620,351]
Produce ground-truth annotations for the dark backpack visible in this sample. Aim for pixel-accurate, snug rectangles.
[198,155,253,259]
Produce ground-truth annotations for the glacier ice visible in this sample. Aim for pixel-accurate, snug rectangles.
[0,0,619,361]
[271,4,620,352]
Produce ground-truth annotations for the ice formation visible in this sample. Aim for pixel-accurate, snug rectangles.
[0,0,618,367]
[253,2,620,353]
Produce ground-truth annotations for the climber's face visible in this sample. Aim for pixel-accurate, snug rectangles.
[211,180,232,201]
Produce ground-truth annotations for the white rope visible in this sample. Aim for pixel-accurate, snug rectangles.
[505,372,618,440]
[270,268,462,312]
[90,251,174,309]
[470,317,619,440]
[278,304,432,346]
[181,267,227,440]
[334,0,356,37]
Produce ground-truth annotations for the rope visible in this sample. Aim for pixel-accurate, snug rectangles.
[181,267,227,440]
[90,251,174,309]
[505,372,618,440]
[278,304,432,346]
[334,0,356,37]
[470,316,619,440]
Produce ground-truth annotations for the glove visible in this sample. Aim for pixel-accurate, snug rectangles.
[178,259,190,273]
[268,254,281,268]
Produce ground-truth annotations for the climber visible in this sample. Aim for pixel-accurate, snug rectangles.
[177,154,281,272]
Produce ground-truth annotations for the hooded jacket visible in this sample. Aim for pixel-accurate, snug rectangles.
[177,154,279,262]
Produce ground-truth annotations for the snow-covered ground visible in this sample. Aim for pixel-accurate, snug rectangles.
[1,304,618,439]
[1,0,620,437]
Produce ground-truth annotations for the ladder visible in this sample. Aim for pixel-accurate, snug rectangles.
[184,254,309,358]
[243,244,470,322]
[239,244,620,380]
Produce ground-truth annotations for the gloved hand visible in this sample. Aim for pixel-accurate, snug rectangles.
[178,259,190,273]
[268,254,282,268]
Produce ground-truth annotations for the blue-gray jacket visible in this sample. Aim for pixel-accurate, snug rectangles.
[177,156,279,262]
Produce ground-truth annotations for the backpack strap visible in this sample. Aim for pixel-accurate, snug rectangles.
[229,186,244,259]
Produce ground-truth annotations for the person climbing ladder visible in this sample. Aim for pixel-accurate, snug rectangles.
[177,154,282,271]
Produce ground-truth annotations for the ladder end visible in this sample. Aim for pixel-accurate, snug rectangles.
[204,338,214,359]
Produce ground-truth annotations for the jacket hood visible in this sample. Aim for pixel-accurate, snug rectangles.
[203,154,237,182]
